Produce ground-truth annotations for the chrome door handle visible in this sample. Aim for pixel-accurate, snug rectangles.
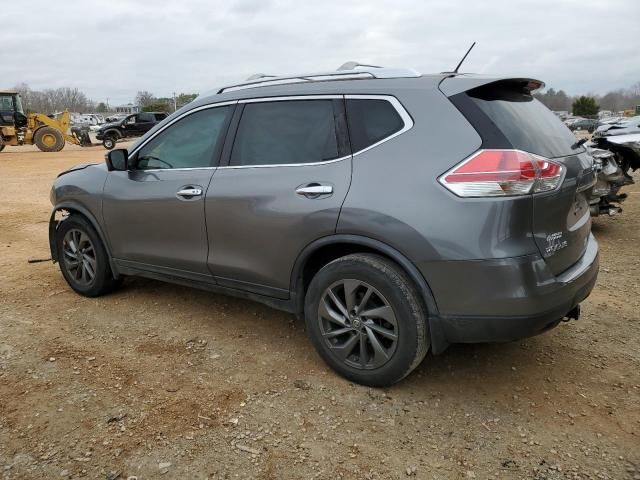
[296,185,333,196]
[176,187,203,199]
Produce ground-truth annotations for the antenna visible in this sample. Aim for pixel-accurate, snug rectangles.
[452,42,476,74]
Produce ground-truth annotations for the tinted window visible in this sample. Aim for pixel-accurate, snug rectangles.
[154,113,167,121]
[466,83,580,158]
[346,99,405,152]
[136,106,230,169]
[230,100,338,166]
[137,112,155,122]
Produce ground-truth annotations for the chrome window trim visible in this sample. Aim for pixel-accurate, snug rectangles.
[129,100,238,159]
[218,94,412,169]
[218,155,350,170]
[345,94,414,157]
[135,166,217,173]
[131,95,414,171]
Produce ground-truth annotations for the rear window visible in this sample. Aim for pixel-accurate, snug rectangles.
[465,83,579,158]
[346,99,404,152]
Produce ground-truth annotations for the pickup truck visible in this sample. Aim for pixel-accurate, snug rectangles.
[96,112,168,149]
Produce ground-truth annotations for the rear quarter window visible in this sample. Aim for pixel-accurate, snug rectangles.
[346,99,405,152]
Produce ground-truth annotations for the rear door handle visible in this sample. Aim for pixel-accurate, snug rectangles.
[296,184,333,197]
[176,186,203,199]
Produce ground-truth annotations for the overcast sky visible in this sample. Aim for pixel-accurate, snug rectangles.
[3,0,639,105]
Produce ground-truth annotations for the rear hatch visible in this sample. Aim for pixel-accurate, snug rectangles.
[445,78,595,275]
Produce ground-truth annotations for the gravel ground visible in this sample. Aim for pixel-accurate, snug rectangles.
[1,144,639,479]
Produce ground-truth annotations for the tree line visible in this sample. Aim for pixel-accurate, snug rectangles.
[534,81,640,116]
[13,83,95,114]
[135,91,198,112]
[11,84,198,114]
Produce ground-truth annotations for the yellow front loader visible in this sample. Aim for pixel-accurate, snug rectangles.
[0,90,92,152]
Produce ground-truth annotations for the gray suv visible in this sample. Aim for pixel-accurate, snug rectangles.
[49,64,599,386]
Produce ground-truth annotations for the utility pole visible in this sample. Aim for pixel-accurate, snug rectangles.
[173,92,177,112]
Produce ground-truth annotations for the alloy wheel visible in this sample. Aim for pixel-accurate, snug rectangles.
[318,279,398,370]
[62,229,96,286]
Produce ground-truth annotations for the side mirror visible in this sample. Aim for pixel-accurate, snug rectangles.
[105,149,129,171]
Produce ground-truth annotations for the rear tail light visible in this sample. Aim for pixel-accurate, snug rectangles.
[439,149,565,197]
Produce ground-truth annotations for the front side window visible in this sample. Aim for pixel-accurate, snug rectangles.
[346,99,405,153]
[0,96,14,111]
[136,106,231,170]
[230,100,339,166]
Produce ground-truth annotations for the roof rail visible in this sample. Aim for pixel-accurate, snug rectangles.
[337,61,383,70]
[217,62,421,94]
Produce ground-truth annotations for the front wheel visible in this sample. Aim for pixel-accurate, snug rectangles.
[102,135,117,150]
[55,215,120,297]
[304,253,429,387]
[34,127,65,152]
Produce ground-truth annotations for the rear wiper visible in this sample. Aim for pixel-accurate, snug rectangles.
[571,138,588,150]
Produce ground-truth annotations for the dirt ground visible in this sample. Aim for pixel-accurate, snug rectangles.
[1,143,639,480]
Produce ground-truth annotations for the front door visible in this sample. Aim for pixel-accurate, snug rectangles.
[103,104,234,278]
[206,97,352,296]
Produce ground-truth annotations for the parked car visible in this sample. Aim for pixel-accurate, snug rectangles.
[105,113,128,123]
[594,116,640,138]
[48,65,599,386]
[96,111,168,149]
[568,118,598,132]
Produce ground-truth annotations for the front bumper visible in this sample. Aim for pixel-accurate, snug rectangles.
[425,234,599,353]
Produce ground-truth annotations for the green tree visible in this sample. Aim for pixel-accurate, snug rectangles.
[176,93,198,107]
[143,100,171,112]
[96,102,108,113]
[572,96,599,117]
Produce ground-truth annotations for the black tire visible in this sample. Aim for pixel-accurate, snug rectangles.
[304,253,429,387]
[34,127,65,152]
[103,135,117,150]
[55,215,120,297]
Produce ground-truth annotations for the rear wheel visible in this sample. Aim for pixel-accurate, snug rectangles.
[55,215,120,297]
[34,127,65,152]
[103,135,117,150]
[304,253,429,387]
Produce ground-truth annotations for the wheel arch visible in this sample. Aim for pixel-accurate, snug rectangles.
[49,202,117,275]
[290,234,439,318]
[103,128,122,139]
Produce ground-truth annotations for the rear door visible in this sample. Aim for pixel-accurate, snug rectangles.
[452,80,595,274]
[205,96,352,297]
[135,112,157,134]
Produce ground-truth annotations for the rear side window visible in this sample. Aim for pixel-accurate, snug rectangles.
[463,82,579,158]
[137,112,155,122]
[230,100,339,166]
[346,99,405,152]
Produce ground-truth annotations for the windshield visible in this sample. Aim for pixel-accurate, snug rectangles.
[467,82,581,158]
[15,95,24,114]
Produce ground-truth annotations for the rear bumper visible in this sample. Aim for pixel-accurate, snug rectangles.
[425,234,599,353]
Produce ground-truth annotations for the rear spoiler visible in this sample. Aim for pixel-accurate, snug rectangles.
[438,74,545,97]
